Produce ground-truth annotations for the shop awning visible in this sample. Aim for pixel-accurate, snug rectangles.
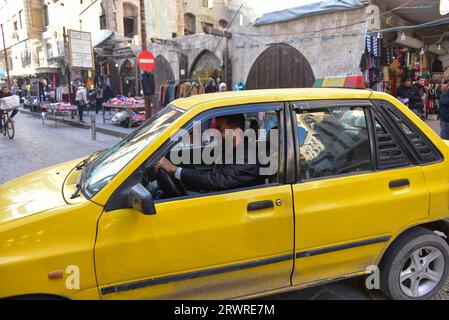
[385,0,446,25]
[93,29,132,48]
[35,67,60,74]
[253,0,368,26]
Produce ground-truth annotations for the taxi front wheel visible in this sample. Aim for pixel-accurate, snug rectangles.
[380,227,449,300]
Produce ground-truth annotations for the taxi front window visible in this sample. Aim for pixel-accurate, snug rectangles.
[84,105,183,196]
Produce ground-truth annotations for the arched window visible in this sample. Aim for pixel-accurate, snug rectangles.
[184,13,196,35]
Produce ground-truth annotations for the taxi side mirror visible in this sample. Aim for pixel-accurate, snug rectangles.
[128,184,156,215]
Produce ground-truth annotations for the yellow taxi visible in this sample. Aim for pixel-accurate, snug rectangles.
[1,76,449,300]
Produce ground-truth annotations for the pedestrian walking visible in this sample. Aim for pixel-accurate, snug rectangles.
[409,77,427,116]
[396,79,412,106]
[219,82,228,92]
[75,83,88,123]
[205,78,218,93]
[439,80,449,140]
[95,84,103,115]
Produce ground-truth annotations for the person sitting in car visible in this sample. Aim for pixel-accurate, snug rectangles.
[155,114,265,192]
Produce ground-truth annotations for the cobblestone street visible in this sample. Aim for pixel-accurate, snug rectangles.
[0,113,119,184]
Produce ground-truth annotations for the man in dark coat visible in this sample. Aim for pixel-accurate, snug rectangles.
[396,79,412,105]
[439,80,449,140]
[409,77,427,115]
[155,114,265,192]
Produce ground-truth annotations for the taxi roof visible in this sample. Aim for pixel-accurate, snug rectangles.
[170,88,389,111]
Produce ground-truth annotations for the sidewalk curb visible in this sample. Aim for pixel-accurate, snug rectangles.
[20,109,127,138]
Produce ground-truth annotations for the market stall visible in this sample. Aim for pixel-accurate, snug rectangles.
[40,102,77,127]
[362,30,449,120]
[102,96,146,128]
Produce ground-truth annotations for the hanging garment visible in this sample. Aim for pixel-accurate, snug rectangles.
[360,53,367,72]
[432,57,444,72]
[141,72,155,96]
[365,35,372,54]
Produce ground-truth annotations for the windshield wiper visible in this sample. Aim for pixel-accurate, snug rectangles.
[70,184,82,199]
[76,160,88,171]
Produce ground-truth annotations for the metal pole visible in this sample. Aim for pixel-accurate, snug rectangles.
[63,28,73,106]
[91,115,96,141]
[1,24,11,85]
[139,0,153,118]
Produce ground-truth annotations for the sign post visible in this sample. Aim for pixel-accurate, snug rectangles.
[138,50,156,119]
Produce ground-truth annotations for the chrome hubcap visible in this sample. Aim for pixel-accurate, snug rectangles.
[399,246,445,298]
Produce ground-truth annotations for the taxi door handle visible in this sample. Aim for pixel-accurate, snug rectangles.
[247,200,274,212]
[389,179,410,189]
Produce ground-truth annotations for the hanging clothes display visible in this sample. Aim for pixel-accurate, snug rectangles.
[361,34,384,89]
[159,81,206,107]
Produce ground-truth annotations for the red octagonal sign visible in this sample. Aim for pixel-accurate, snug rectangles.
[138,50,156,72]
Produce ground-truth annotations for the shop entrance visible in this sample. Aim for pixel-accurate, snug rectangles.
[190,50,223,84]
[153,55,175,109]
[246,43,315,89]
[120,59,137,97]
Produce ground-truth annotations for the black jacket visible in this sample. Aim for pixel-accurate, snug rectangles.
[181,163,264,192]
[396,85,411,100]
[409,83,425,111]
[440,92,449,123]
[103,86,114,101]
[180,144,265,192]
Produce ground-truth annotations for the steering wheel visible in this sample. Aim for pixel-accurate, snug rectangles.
[157,169,186,198]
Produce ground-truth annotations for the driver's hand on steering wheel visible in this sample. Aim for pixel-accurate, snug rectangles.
[155,157,178,175]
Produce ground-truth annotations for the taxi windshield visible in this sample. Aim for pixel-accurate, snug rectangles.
[83,105,183,197]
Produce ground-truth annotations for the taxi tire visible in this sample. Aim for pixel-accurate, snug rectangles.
[380,227,449,300]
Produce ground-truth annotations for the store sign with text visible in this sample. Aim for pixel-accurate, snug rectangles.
[68,30,94,70]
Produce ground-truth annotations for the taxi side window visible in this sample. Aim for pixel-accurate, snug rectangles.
[372,115,411,170]
[296,106,372,181]
[381,102,442,164]
[142,109,282,202]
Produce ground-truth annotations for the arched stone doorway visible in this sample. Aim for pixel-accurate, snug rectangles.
[190,50,223,85]
[152,55,175,109]
[120,59,137,97]
[246,44,315,89]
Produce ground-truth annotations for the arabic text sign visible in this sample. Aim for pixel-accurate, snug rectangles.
[68,30,93,69]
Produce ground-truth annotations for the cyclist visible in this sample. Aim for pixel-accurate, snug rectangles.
[0,85,19,134]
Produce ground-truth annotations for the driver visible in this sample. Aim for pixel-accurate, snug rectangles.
[155,114,264,192]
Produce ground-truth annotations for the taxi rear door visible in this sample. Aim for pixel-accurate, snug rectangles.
[287,100,430,286]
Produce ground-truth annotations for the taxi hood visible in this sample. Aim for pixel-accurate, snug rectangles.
[0,159,84,225]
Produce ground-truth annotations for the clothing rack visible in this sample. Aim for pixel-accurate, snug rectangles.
[164,79,200,85]
[430,72,444,84]
[159,80,205,107]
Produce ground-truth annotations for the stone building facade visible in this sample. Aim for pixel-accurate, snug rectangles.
[0,0,45,79]
[148,3,370,99]
[230,6,369,87]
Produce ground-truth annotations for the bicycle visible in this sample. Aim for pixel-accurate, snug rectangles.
[0,110,15,139]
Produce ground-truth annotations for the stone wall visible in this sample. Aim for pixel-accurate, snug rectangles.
[150,5,373,90]
[230,7,368,86]
[148,33,227,82]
